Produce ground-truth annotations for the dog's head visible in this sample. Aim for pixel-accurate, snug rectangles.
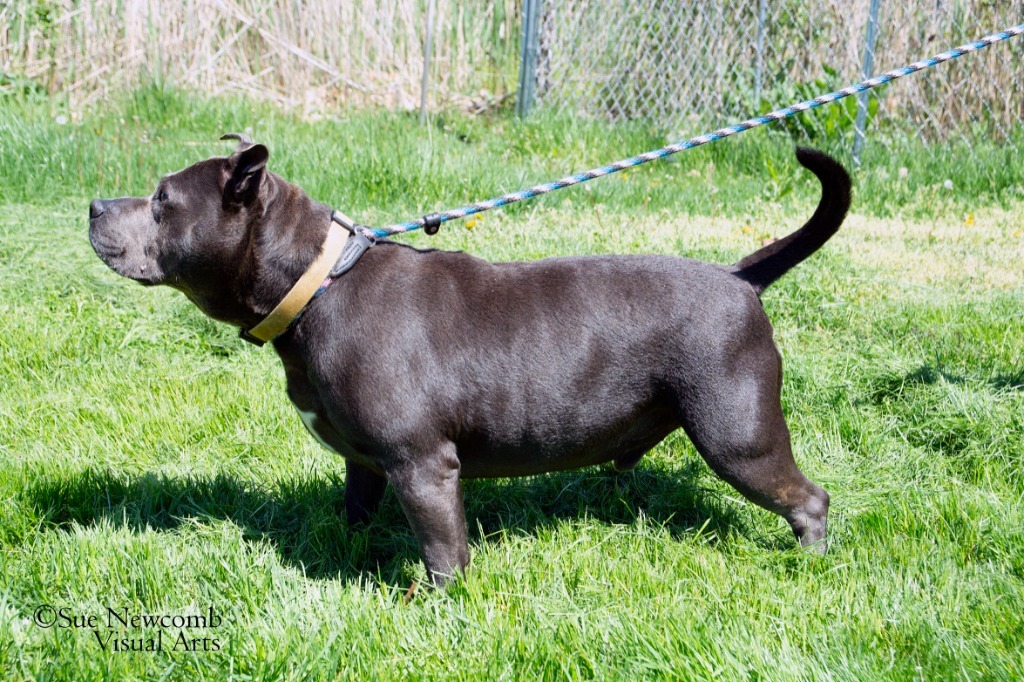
[89,134,326,326]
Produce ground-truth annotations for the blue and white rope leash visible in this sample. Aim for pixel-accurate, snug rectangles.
[362,23,1023,239]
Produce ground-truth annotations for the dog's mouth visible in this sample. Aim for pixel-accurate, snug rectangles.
[88,223,126,260]
[89,217,162,286]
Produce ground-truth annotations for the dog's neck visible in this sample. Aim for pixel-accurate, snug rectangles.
[239,175,333,324]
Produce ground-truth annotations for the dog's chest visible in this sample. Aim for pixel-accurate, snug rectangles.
[281,356,354,457]
[296,407,338,453]
[289,398,380,470]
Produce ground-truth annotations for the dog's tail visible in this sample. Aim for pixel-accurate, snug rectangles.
[730,147,851,296]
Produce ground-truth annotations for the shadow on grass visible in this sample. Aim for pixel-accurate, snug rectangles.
[990,370,1024,392]
[868,363,1024,403]
[24,460,746,583]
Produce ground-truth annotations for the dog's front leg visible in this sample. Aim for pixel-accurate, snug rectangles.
[344,461,387,525]
[387,443,469,586]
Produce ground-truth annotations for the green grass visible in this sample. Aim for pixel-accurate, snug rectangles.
[3,84,1023,219]
[1,89,1023,680]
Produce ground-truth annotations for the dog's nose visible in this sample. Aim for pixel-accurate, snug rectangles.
[89,200,108,219]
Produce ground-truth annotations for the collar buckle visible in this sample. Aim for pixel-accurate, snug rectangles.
[238,328,267,346]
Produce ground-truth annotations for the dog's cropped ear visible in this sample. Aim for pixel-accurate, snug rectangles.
[220,132,254,149]
[224,143,269,208]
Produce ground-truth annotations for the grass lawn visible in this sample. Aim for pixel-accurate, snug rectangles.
[1,91,1022,680]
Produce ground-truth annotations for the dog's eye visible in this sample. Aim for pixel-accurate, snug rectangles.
[158,189,168,203]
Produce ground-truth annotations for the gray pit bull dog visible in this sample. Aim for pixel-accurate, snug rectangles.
[90,137,851,585]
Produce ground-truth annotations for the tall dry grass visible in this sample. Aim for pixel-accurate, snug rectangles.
[0,0,521,115]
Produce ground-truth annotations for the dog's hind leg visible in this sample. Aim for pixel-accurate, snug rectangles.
[386,442,470,585]
[344,461,387,525]
[704,425,830,552]
[672,342,829,551]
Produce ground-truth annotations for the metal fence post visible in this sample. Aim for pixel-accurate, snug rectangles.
[754,0,767,105]
[420,0,436,124]
[517,0,542,117]
[853,0,882,164]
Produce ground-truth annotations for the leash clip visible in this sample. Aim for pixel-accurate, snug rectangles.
[332,210,359,233]
[329,229,375,278]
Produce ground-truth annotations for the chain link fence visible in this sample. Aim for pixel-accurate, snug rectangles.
[528,0,1024,157]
